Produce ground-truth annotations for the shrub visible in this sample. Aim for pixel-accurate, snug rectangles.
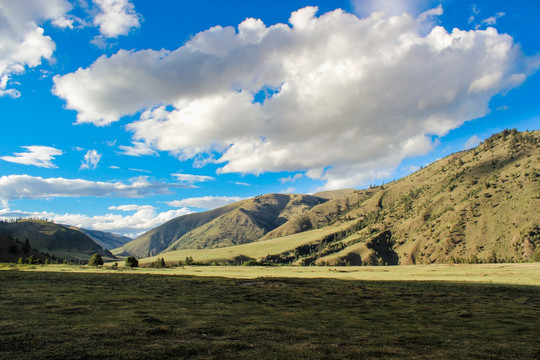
[125,256,138,268]
[88,253,104,266]
[151,257,166,268]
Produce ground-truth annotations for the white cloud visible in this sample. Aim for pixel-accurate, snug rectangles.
[118,141,158,156]
[279,173,304,184]
[463,135,482,150]
[0,0,71,97]
[280,187,296,194]
[93,0,140,38]
[167,196,245,210]
[233,181,251,186]
[0,175,183,200]
[53,7,534,189]
[128,168,151,173]
[1,146,63,168]
[482,12,505,26]
[80,149,101,170]
[172,173,215,184]
[108,204,153,211]
[0,205,191,238]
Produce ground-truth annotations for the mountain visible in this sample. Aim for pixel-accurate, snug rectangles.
[113,194,328,258]
[0,233,55,263]
[139,129,539,266]
[0,219,115,261]
[68,227,132,250]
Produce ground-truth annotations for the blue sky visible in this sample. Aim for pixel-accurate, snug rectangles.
[0,0,538,237]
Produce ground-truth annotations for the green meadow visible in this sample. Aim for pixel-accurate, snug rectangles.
[0,264,539,359]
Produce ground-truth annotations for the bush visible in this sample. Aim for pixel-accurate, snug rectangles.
[88,253,104,266]
[243,259,260,266]
[151,257,166,268]
[125,256,138,268]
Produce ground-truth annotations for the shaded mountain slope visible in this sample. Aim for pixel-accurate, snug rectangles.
[0,219,113,261]
[113,194,327,258]
[165,194,326,251]
[69,227,132,250]
[0,234,55,263]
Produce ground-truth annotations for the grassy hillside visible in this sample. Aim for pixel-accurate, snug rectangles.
[113,193,327,258]
[306,129,540,265]
[0,234,55,263]
[141,129,539,266]
[140,221,352,265]
[69,227,132,250]
[0,219,114,261]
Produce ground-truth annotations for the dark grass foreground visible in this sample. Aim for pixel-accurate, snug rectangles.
[0,270,538,359]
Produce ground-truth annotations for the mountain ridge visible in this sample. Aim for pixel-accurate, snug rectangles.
[0,219,115,261]
[136,129,539,266]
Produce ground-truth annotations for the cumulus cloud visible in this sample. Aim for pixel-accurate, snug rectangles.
[0,0,71,97]
[53,7,533,189]
[93,0,140,38]
[0,175,183,200]
[0,204,191,237]
[0,0,141,96]
[1,146,63,168]
[167,196,245,210]
[80,149,101,170]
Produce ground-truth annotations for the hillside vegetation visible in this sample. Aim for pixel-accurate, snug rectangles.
[136,129,539,266]
[0,219,114,261]
[113,194,328,258]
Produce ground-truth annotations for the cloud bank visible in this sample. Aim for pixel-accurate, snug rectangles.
[0,204,191,238]
[0,175,182,200]
[53,6,532,189]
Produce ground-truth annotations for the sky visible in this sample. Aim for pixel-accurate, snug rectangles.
[0,0,538,238]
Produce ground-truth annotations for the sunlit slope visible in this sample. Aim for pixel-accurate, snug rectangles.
[261,188,381,240]
[150,129,539,266]
[0,219,113,260]
[140,221,353,265]
[114,194,327,258]
[314,129,540,265]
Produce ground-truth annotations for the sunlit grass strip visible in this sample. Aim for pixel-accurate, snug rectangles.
[1,263,538,286]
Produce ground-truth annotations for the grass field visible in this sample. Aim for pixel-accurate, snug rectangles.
[0,264,539,359]
[138,222,353,265]
[2,262,538,286]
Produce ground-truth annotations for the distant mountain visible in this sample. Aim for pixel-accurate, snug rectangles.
[68,227,132,250]
[139,129,539,266]
[113,194,327,258]
[0,219,115,261]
